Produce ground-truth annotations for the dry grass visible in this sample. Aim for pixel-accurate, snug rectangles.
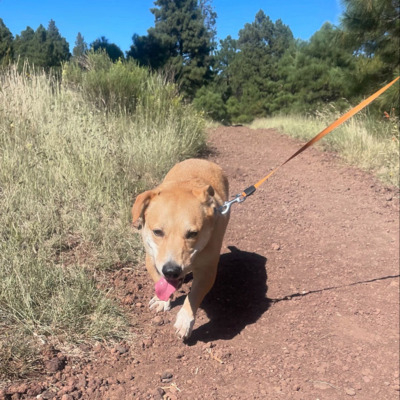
[250,109,399,186]
[0,62,205,379]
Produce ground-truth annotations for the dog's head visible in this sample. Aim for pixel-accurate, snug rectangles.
[132,184,218,281]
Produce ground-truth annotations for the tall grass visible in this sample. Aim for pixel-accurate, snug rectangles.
[0,59,205,378]
[250,109,399,186]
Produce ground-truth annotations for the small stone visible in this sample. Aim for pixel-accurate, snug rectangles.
[7,384,28,395]
[115,344,129,354]
[152,316,164,326]
[271,243,281,251]
[122,295,135,305]
[78,343,92,352]
[26,383,43,397]
[40,389,56,399]
[161,371,173,383]
[345,388,356,396]
[45,356,66,373]
[151,388,164,400]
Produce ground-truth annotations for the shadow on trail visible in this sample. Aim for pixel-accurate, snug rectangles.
[269,274,400,303]
[187,246,270,344]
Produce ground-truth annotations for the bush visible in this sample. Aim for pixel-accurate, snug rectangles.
[63,51,149,113]
[193,86,229,123]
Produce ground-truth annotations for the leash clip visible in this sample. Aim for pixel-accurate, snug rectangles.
[219,193,246,215]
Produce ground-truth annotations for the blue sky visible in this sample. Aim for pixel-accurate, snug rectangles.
[0,0,344,53]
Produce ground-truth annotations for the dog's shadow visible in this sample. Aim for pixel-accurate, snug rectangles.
[186,245,270,344]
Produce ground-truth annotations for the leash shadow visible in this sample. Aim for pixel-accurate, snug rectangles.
[187,245,270,344]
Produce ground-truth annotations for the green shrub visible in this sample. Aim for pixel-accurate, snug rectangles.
[193,86,229,123]
[63,51,149,113]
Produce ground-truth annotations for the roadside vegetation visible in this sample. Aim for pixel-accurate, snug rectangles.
[0,54,205,379]
[250,110,399,186]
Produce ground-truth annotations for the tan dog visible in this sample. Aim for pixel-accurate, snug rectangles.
[131,159,230,339]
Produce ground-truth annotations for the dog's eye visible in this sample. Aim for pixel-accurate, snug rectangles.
[186,231,198,240]
[152,229,164,238]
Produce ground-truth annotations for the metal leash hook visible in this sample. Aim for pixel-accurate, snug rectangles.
[219,193,246,215]
[219,185,257,215]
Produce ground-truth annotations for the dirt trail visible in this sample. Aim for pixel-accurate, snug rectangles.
[2,126,399,400]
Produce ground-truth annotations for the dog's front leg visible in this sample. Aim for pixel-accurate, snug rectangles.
[145,254,171,312]
[174,263,218,340]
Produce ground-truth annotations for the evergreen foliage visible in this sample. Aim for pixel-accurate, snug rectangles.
[0,0,398,119]
[46,20,70,67]
[274,23,356,113]
[340,0,400,113]
[0,19,14,66]
[90,36,124,61]
[127,0,216,99]
[206,10,295,122]
[12,20,70,70]
[73,32,88,58]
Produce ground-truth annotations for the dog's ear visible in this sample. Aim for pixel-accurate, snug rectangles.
[192,185,215,204]
[131,190,155,229]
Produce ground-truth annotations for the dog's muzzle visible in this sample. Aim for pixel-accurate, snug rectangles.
[162,262,182,280]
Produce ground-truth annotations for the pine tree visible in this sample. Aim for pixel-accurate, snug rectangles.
[340,0,399,112]
[229,10,294,118]
[128,32,169,68]
[341,0,399,69]
[127,0,216,98]
[46,19,70,67]
[0,18,14,65]
[14,25,45,67]
[73,32,88,58]
[274,23,356,113]
[90,36,124,61]
[13,21,70,69]
[213,35,238,101]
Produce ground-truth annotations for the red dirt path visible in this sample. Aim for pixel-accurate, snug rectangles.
[2,126,399,400]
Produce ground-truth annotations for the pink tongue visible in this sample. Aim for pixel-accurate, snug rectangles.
[155,277,178,301]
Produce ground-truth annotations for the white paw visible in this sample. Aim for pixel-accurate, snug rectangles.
[149,296,171,312]
[174,308,195,340]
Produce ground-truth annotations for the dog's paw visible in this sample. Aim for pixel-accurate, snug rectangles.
[174,308,195,340]
[149,296,171,312]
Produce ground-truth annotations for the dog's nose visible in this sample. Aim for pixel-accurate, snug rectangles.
[162,262,182,280]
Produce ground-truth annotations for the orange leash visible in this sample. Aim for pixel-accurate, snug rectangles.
[220,76,400,214]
